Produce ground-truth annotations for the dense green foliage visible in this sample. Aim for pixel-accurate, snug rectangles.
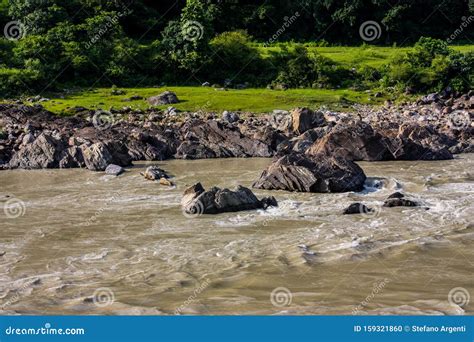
[0,0,472,97]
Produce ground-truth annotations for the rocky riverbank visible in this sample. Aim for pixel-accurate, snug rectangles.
[0,91,472,192]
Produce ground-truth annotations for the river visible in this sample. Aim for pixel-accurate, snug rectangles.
[0,155,473,315]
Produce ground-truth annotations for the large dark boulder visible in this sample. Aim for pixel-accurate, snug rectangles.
[383,198,419,207]
[181,183,277,215]
[8,133,70,169]
[126,134,171,161]
[383,192,419,207]
[290,108,326,134]
[252,152,366,193]
[175,120,272,159]
[385,123,453,160]
[306,122,391,161]
[81,141,132,171]
[385,137,453,160]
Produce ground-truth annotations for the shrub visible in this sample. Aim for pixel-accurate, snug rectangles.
[382,37,473,92]
[271,46,352,89]
[0,67,40,97]
[208,31,267,84]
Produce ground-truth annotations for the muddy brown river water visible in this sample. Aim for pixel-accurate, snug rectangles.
[0,155,473,315]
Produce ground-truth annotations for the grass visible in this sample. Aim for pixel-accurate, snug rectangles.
[257,44,474,68]
[41,87,391,115]
[13,44,473,114]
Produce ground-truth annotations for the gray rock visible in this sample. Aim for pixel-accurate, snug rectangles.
[222,111,240,123]
[105,164,124,176]
[420,93,439,104]
[22,133,35,145]
[272,109,290,115]
[9,133,67,169]
[148,91,179,106]
[252,152,366,193]
[290,108,326,134]
[142,166,170,181]
[175,120,272,159]
[181,182,277,215]
[307,122,391,161]
[81,142,113,171]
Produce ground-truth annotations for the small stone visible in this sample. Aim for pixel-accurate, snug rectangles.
[142,166,169,181]
[22,133,35,145]
[159,177,174,186]
[222,111,239,123]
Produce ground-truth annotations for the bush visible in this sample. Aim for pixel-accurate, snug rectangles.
[0,68,40,97]
[208,31,268,85]
[270,46,352,89]
[382,37,473,92]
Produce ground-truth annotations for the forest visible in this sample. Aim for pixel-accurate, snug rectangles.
[0,0,472,97]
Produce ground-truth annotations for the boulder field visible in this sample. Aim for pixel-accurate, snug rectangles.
[0,90,472,195]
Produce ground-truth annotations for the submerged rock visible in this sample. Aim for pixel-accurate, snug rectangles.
[159,177,174,186]
[387,191,405,199]
[142,166,170,181]
[181,182,277,215]
[343,203,373,215]
[383,192,419,207]
[383,198,419,207]
[252,152,366,193]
